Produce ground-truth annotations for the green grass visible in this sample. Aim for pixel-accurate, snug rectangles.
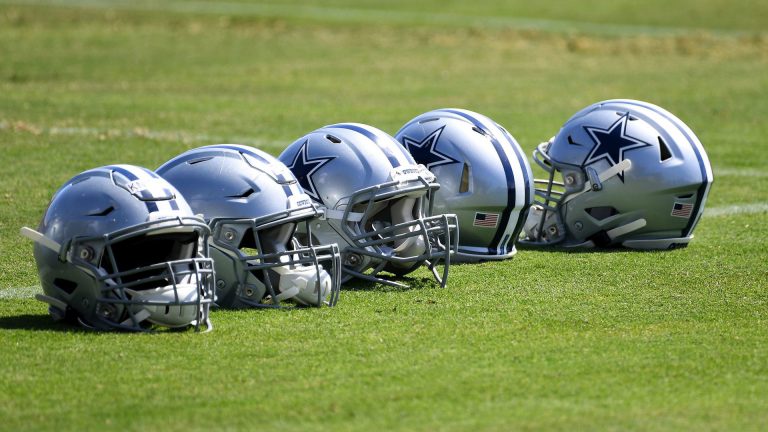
[1,1,767,431]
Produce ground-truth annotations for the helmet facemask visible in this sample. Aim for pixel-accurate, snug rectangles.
[210,212,341,308]
[60,219,214,331]
[522,140,577,246]
[334,174,458,288]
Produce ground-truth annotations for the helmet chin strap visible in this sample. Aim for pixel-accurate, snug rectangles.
[20,227,63,255]
[390,197,427,258]
[566,218,648,248]
[392,235,426,255]
[124,276,203,328]
[321,208,364,222]
[270,264,332,306]
[607,218,647,239]
[562,159,632,205]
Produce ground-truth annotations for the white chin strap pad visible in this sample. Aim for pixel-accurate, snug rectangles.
[392,235,426,258]
[390,197,427,260]
[271,265,332,306]
[125,280,201,328]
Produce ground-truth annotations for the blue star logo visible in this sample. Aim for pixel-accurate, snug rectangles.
[286,140,335,202]
[582,113,652,181]
[401,126,459,170]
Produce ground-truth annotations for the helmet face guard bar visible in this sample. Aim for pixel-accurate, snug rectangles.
[94,258,215,331]
[338,176,458,288]
[522,144,566,245]
[524,141,635,246]
[342,213,457,288]
[210,214,342,308]
[67,216,215,332]
[210,200,323,233]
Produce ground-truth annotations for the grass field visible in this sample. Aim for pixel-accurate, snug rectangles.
[1,1,767,430]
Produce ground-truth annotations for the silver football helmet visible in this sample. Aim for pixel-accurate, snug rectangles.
[21,165,215,331]
[156,144,341,308]
[278,123,458,287]
[522,99,714,249]
[395,108,534,262]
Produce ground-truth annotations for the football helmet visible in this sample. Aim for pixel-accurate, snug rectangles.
[522,99,713,249]
[395,108,534,262]
[21,165,215,331]
[156,144,341,308]
[278,123,458,287]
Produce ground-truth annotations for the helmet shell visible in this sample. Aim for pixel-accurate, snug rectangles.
[33,165,213,331]
[396,109,533,261]
[157,145,340,308]
[279,123,457,287]
[526,99,713,248]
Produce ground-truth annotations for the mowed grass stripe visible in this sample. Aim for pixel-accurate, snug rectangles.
[0,0,763,36]
[1,121,765,181]
[0,119,281,148]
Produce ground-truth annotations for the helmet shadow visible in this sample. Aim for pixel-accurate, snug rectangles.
[0,313,86,332]
[515,243,675,254]
[341,274,439,292]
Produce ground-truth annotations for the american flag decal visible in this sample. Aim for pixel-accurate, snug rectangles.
[473,212,499,228]
[671,202,694,218]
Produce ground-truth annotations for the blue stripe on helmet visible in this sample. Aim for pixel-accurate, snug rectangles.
[206,144,273,165]
[282,184,294,197]
[328,123,406,168]
[438,109,518,255]
[107,165,140,181]
[616,100,711,238]
[495,125,533,246]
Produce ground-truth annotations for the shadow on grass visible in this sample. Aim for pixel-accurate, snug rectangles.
[0,314,200,333]
[342,274,441,292]
[515,243,675,255]
[0,313,85,332]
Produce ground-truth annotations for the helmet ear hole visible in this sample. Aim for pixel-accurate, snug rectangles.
[471,126,486,136]
[459,162,470,193]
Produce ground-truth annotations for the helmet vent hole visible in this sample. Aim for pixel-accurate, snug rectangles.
[585,206,619,221]
[567,135,581,146]
[88,206,114,217]
[459,163,471,193]
[677,193,693,199]
[188,157,213,165]
[658,137,672,161]
[53,278,78,294]
[227,188,255,199]
[325,134,342,144]
[418,118,439,124]
[471,126,487,136]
